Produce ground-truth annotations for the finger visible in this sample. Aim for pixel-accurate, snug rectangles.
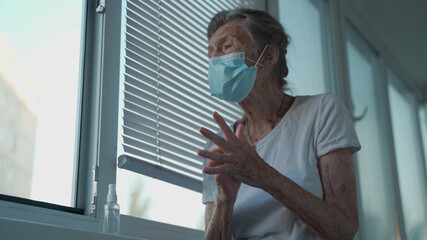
[199,127,232,152]
[235,123,248,144]
[208,144,222,153]
[203,165,234,175]
[213,112,237,142]
[235,124,256,148]
[197,150,233,163]
[206,158,223,167]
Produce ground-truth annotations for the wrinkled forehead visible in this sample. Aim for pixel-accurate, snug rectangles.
[208,20,251,48]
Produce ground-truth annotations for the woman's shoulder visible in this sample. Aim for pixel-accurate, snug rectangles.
[295,92,337,103]
[292,93,338,110]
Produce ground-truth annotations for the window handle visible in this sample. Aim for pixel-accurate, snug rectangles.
[352,107,368,122]
[96,0,105,13]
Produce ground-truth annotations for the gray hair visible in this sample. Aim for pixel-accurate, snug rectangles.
[207,8,290,90]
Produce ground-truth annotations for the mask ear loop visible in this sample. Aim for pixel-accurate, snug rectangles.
[255,44,269,67]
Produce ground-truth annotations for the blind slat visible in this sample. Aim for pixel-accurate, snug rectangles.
[126,13,209,62]
[122,138,202,176]
[162,1,207,36]
[187,1,217,21]
[125,65,241,122]
[158,68,243,118]
[127,4,208,56]
[127,28,209,76]
[122,144,203,180]
[124,127,202,168]
[118,155,202,192]
[124,118,204,149]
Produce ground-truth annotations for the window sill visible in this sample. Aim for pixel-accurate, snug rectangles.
[0,199,96,231]
[0,216,143,240]
[120,215,204,240]
[0,200,204,240]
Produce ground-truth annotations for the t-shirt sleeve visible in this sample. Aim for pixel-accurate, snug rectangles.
[315,93,361,158]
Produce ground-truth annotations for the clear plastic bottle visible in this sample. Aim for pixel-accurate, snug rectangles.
[103,183,120,234]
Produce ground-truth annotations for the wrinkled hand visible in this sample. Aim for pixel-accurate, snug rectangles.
[198,112,271,190]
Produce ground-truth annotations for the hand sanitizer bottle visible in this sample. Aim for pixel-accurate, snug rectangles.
[103,183,120,234]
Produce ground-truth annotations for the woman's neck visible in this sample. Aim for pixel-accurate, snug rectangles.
[240,90,285,126]
[238,75,294,144]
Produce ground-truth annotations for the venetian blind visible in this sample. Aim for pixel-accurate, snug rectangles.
[117,0,260,192]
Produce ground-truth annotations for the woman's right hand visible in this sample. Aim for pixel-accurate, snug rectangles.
[207,143,241,204]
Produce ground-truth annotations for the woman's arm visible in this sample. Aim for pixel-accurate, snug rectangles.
[204,202,215,230]
[199,112,358,240]
[202,121,244,240]
[262,148,358,240]
[203,148,358,240]
[203,174,240,240]
[204,201,234,240]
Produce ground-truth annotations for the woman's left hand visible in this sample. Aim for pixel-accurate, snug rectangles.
[198,112,273,189]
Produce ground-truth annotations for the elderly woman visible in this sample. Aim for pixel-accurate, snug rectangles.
[197,8,361,240]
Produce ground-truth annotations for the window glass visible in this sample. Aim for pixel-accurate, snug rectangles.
[387,68,427,240]
[278,0,333,95]
[117,172,205,230]
[346,24,396,239]
[0,0,83,207]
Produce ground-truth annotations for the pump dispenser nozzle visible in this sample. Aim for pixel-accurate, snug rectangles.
[107,184,117,203]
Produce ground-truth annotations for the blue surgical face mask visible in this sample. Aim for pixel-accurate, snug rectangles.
[208,45,269,102]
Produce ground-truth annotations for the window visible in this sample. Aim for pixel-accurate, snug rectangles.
[345,23,397,239]
[278,0,334,95]
[387,67,427,240]
[0,1,84,207]
[116,0,261,230]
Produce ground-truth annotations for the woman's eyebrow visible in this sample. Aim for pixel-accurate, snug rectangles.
[208,34,239,54]
[217,34,239,44]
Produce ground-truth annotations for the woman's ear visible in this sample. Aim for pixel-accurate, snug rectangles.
[261,45,279,67]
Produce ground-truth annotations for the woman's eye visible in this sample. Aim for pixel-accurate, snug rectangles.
[223,44,233,52]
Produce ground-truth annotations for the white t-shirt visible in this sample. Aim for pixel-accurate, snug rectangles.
[202,93,361,240]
